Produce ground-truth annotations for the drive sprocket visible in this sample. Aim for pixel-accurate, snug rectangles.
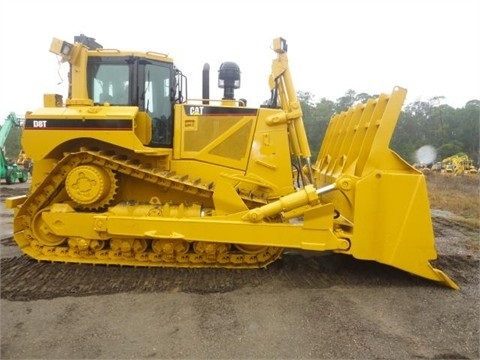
[65,164,118,210]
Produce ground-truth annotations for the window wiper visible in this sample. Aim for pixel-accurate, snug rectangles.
[140,70,151,101]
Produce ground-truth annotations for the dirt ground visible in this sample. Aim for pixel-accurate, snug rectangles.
[0,179,478,360]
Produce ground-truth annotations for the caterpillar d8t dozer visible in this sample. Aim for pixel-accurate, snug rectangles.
[6,35,458,289]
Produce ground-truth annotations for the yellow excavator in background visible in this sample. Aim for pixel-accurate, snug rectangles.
[5,35,458,289]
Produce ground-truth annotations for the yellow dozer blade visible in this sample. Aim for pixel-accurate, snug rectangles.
[313,86,458,289]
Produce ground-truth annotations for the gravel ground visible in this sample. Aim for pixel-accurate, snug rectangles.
[1,180,478,360]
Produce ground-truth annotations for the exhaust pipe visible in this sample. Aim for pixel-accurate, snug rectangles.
[202,63,210,105]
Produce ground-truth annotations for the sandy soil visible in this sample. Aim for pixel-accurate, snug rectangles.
[1,180,478,360]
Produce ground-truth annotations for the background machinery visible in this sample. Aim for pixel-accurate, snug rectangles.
[430,161,444,173]
[16,150,33,174]
[441,153,477,175]
[5,35,458,289]
[0,112,29,184]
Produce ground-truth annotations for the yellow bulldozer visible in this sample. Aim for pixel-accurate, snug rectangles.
[5,35,458,289]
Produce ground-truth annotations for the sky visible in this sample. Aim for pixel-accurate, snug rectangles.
[0,0,479,124]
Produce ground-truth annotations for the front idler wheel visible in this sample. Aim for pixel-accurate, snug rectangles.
[32,208,66,246]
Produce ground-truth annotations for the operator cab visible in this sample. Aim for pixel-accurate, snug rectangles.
[87,56,182,148]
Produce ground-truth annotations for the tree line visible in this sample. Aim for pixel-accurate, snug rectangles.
[298,90,480,166]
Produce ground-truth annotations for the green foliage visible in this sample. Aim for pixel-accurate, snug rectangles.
[437,142,464,160]
[299,93,333,156]
[298,89,480,166]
